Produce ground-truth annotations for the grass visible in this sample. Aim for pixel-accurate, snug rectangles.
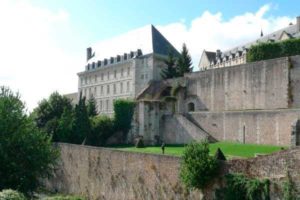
[112,141,286,159]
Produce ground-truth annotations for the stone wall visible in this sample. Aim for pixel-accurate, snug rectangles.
[188,109,300,146]
[45,143,201,200]
[185,57,290,111]
[46,144,300,200]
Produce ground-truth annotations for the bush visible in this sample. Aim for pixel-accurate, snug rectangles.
[247,38,300,62]
[113,99,135,140]
[0,189,26,200]
[179,141,219,190]
[87,115,115,146]
[135,138,144,148]
[0,87,58,194]
[216,173,270,200]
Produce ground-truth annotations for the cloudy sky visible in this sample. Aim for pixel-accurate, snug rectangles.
[0,0,298,111]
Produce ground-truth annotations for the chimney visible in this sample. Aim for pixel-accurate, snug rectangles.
[86,47,92,61]
[216,49,221,58]
[297,16,300,32]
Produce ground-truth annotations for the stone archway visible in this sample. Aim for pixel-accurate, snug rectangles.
[188,102,195,112]
[291,119,300,147]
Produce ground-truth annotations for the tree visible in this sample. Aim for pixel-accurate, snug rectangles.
[176,43,193,76]
[87,96,98,117]
[0,86,58,195]
[161,52,177,79]
[33,92,73,142]
[72,93,90,144]
[180,141,219,190]
[87,115,115,146]
[113,99,135,141]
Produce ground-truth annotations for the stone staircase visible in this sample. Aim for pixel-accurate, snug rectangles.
[163,114,214,143]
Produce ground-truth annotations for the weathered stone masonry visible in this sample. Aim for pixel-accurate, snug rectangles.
[46,144,300,200]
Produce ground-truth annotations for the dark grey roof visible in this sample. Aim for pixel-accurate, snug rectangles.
[87,25,179,64]
[205,51,216,62]
[220,23,300,57]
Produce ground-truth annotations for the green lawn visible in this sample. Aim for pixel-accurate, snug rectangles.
[112,142,286,159]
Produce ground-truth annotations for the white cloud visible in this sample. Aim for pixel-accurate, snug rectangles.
[157,4,295,69]
[0,0,83,111]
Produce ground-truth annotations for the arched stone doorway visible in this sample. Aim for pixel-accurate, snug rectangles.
[188,102,195,112]
[291,119,300,147]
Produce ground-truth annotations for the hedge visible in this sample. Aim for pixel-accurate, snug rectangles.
[247,38,300,62]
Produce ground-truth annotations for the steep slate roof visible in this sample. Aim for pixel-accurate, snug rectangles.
[87,25,179,64]
[221,23,300,57]
[205,51,216,61]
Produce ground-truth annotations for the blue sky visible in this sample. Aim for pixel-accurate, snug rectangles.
[31,0,299,43]
[0,0,299,110]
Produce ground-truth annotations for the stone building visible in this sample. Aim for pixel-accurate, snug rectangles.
[198,16,300,70]
[77,25,178,115]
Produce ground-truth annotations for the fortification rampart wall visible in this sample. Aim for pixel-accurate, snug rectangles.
[185,57,292,111]
[188,109,300,146]
[46,144,300,200]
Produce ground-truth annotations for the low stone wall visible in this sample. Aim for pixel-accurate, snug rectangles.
[45,143,201,200]
[46,144,300,200]
[188,109,300,146]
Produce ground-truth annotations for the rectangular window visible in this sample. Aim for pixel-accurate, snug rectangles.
[106,100,109,111]
[94,75,97,83]
[101,86,103,95]
[107,85,110,95]
[127,67,130,76]
[113,84,116,94]
[121,68,124,77]
[127,81,130,92]
[85,77,87,84]
[114,70,117,78]
[107,71,110,80]
[120,82,123,94]
[101,73,104,81]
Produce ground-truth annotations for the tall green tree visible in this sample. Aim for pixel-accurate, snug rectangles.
[87,96,98,117]
[33,92,73,142]
[161,52,177,79]
[113,99,135,141]
[72,93,90,144]
[0,86,58,194]
[176,43,193,76]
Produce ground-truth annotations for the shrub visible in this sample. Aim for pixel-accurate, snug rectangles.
[247,38,300,62]
[87,115,115,146]
[216,173,270,200]
[135,138,144,148]
[179,141,219,190]
[0,189,26,200]
[113,99,135,140]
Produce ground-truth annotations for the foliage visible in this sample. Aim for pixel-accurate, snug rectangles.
[44,195,85,200]
[216,173,270,200]
[161,52,178,79]
[283,172,297,200]
[113,99,135,140]
[176,43,193,76]
[179,141,219,190]
[135,138,145,148]
[0,189,26,200]
[247,38,300,62]
[32,92,73,142]
[0,87,58,194]
[87,115,115,146]
[87,96,97,117]
[72,93,90,144]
